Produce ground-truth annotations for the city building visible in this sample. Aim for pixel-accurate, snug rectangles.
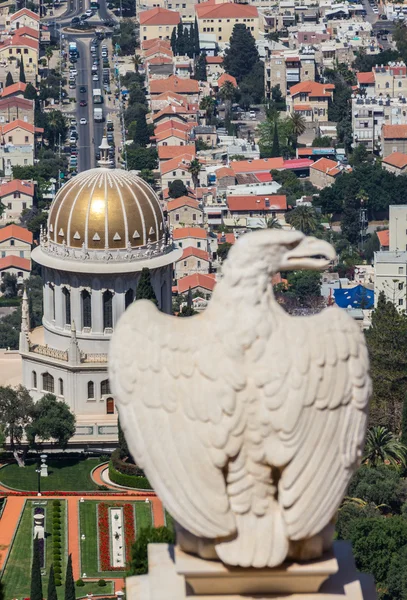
[139,7,181,42]
[381,124,407,158]
[352,97,407,153]
[173,226,208,250]
[7,7,39,31]
[286,81,334,123]
[195,1,259,46]
[0,179,34,222]
[309,158,351,188]
[356,62,407,98]
[264,47,316,99]
[226,194,287,224]
[19,158,181,445]
[382,152,407,176]
[175,272,216,297]
[0,223,32,282]
[175,246,211,279]
[0,95,34,124]
[167,196,203,227]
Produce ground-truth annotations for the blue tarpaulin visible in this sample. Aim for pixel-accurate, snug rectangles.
[333,285,374,309]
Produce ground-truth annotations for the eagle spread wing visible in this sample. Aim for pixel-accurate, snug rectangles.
[109,298,371,568]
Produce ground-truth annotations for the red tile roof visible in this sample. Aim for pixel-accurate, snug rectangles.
[160,153,196,174]
[144,45,173,59]
[289,81,334,98]
[0,34,39,50]
[196,1,258,19]
[141,38,171,50]
[15,26,39,39]
[177,273,216,294]
[139,7,180,25]
[230,157,284,174]
[154,119,193,134]
[0,180,34,198]
[382,124,407,139]
[215,167,235,179]
[206,56,223,64]
[217,232,235,245]
[293,104,312,111]
[1,82,27,98]
[357,71,375,85]
[150,75,199,95]
[10,8,39,20]
[0,120,40,134]
[283,158,314,169]
[382,151,407,168]
[0,224,33,244]
[146,56,172,65]
[173,227,207,239]
[152,106,198,122]
[158,144,195,160]
[179,246,210,261]
[227,194,287,211]
[0,96,33,111]
[311,157,341,176]
[218,73,237,88]
[377,229,389,247]
[0,255,31,271]
[167,196,200,211]
[156,129,190,143]
[254,172,273,182]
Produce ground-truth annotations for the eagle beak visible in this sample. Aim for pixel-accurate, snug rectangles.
[280,237,336,271]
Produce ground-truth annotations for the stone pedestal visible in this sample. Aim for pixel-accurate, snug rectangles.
[126,542,377,600]
[40,464,48,477]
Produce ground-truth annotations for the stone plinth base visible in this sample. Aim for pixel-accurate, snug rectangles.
[126,541,377,600]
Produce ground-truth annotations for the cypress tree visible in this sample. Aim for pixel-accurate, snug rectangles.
[47,564,57,600]
[176,21,185,56]
[402,395,407,447]
[24,82,37,99]
[64,554,75,600]
[19,60,26,83]
[118,416,130,459]
[133,112,150,148]
[271,120,280,157]
[170,27,177,54]
[194,17,200,55]
[5,72,13,87]
[136,268,158,306]
[30,536,43,600]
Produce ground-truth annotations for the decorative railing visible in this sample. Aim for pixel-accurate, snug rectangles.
[30,344,68,361]
[82,353,108,363]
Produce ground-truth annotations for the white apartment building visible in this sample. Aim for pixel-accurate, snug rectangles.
[352,96,407,152]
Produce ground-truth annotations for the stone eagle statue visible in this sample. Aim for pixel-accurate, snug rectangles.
[109,230,371,569]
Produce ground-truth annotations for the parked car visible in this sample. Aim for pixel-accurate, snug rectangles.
[80,118,87,125]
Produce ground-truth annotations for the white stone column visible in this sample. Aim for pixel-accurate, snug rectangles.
[92,289,103,333]
[71,286,81,330]
[114,291,125,327]
[54,284,64,329]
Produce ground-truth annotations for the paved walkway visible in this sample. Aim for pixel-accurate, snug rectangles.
[0,497,25,571]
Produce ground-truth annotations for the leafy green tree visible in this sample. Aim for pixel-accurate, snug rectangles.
[288,112,306,146]
[27,394,76,449]
[363,231,380,263]
[285,205,319,235]
[312,136,331,147]
[200,96,216,119]
[126,147,157,171]
[341,201,360,245]
[5,72,13,87]
[239,61,265,105]
[118,416,130,459]
[24,82,37,100]
[188,158,201,188]
[336,501,380,542]
[286,271,322,307]
[223,24,259,82]
[139,169,155,186]
[348,464,403,512]
[219,80,235,122]
[170,27,177,54]
[64,555,75,600]
[19,60,26,84]
[43,110,68,150]
[402,395,407,447]
[365,292,407,430]
[363,426,407,467]
[47,564,57,600]
[178,287,197,317]
[271,119,280,157]
[133,112,150,148]
[136,268,158,306]
[30,536,43,600]
[0,273,18,298]
[168,179,187,198]
[0,386,34,465]
[176,21,185,55]
[194,17,200,54]
[387,544,407,600]
[217,242,232,262]
[128,527,175,576]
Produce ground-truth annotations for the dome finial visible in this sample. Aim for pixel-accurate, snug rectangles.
[98,132,112,168]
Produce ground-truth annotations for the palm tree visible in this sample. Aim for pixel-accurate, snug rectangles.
[285,206,319,235]
[261,216,282,229]
[363,426,407,467]
[289,111,306,146]
[133,54,142,73]
[199,95,216,120]
[188,158,201,188]
[219,81,235,122]
[45,47,53,69]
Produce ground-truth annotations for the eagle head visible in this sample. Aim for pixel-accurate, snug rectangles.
[224,230,336,280]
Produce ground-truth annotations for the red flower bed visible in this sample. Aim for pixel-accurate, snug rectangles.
[98,502,136,571]
[5,491,153,497]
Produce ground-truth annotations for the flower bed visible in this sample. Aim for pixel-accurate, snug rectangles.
[5,490,153,497]
[98,503,136,571]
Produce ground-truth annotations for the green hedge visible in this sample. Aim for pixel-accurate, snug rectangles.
[0,297,21,307]
[110,448,146,477]
[108,462,152,490]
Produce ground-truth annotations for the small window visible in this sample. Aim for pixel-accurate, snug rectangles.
[101,379,111,395]
[399,298,404,306]
[175,214,180,221]
[32,371,37,389]
[10,240,14,246]
[19,251,24,258]
[197,260,201,268]
[87,381,94,399]
[193,213,196,221]
[197,241,201,248]
[183,260,187,266]
[59,378,64,396]
[399,267,403,274]
[22,202,26,210]
[24,136,28,143]
[42,372,54,393]
[399,282,404,290]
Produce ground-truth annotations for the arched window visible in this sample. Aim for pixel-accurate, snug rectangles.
[386,81,390,89]
[63,288,71,325]
[106,397,115,414]
[42,372,54,393]
[82,290,92,329]
[49,284,55,320]
[125,289,134,309]
[101,379,111,396]
[103,290,113,329]
[32,371,37,389]
[399,81,403,88]
[58,378,64,396]
[88,381,95,399]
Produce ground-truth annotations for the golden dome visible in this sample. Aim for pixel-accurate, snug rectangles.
[48,168,165,250]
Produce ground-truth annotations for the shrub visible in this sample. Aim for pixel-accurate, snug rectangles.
[52,500,61,507]
[98,580,107,587]
[54,566,62,576]
[76,579,85,587]
[55,578,62,587]
[53,515,61,523]
[53,553,61,562]
[108,461,152,490]
[110,448,146,477]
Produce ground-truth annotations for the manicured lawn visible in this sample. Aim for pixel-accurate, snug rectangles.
[2,500,67,599]
[79,500,153,578]
[165,510,174,533]
[75,581,114,598]
[0,458,100,491]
